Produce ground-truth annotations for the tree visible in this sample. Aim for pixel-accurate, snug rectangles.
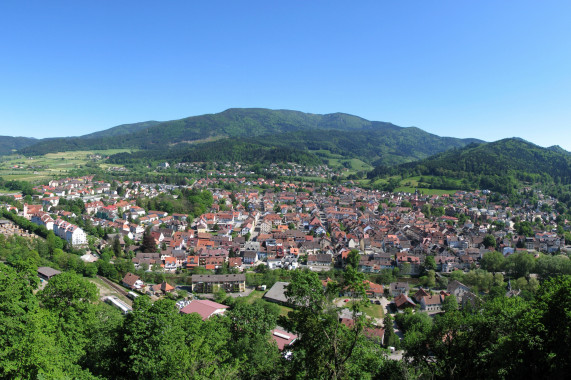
[39,271,98,319]
[383,314,399,348]
[112,235,122,257]
[226,302,280,379]
[505,251,535,278]
[480,251,505,273]
[421,204,431,217]
[424,255,436,272]
[442,294,459,312]
[281,270,372,379]
[214,287,227,303]
[483,234,497,249]
[141,228,157,253]
[121,297,179,378]
[346,249,360,270]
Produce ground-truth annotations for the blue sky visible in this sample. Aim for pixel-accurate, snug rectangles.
[1,1,570,150]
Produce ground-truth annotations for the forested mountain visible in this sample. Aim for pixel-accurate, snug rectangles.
[0,136,37,155]
[79,121,161,139]
[368,138,571,204]
[18,108,482,166]
[108,139,324,167]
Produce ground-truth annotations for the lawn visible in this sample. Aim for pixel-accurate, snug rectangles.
[395,187,459,196]
[243,289,293,317]
[340,299,384,320]
[362,302,384,319]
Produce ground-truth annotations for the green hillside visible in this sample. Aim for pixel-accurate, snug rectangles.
[18,108,481,167]
[368,138,571,205]
[0,136,38,155]
[80,121,161,139]
[108,139,323,167]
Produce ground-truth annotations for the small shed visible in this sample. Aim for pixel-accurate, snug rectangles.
[38,266,61,281]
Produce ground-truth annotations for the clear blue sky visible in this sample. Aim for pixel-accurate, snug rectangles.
[1,1,570,150]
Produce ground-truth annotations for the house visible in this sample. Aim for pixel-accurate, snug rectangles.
[228,257,243,269]
[394,293,416,309]
[180,299,228,320]
[122,273,144,290]
[307,254,332,267]
[23,203,42,219]
[191,274,246,293]
[150,281,175,295]
[271,328,298,352]
[413,288,430,303]
[419,294,445,312]
[447,280,470,302]
[389,282,410,297]
[242,251,258,265]
[163,256,177,271]
[364,280,384,298]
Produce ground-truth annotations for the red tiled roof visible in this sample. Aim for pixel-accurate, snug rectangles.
[180,300,229,320]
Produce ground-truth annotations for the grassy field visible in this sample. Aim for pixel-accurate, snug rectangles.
[0,149,135,182]
[370,176,460,195]
[243,289,293,317]
[310,149,373,175]
[337,298,384,320]
[395,187,459,195]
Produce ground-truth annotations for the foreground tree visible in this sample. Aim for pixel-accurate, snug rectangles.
[281,269,385,379]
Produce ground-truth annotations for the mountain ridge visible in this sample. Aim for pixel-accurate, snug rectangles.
[16,108,483,167]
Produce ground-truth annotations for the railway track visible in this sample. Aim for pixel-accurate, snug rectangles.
[97,275,129,297]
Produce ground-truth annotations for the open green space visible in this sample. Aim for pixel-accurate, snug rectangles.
[0,149,136,182]
[243,289,293,317]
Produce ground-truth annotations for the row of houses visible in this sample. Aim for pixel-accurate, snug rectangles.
[31,211,87,246]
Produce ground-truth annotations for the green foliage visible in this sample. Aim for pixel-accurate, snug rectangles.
[483,234,497,249]
[368,138,571,205]
[404,276,571,379]
[442,294,459,312]
[226,301,281,379]
[1,233,570,379]
[20,108,480,170]
[480,251,506,273]
[505,251,535,278]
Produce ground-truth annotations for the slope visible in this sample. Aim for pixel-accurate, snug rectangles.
[80,121,161,139]
[0,136,38,155]
[18,108,482,167]
[368,138,571,199]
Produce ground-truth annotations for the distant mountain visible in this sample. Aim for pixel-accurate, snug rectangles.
[80,121,161,139]
[547,145,571,156]
[368,138,571,196]
[0,136,38,155]
[18,108,482,166]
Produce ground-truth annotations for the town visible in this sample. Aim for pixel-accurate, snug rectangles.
[1,163,570,378]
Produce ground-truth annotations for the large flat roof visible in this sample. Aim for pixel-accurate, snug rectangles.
[191,274,246,282]
[263,281,290,304]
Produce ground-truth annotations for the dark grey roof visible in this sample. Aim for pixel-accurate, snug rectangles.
[263,281,290,304]
[37,266,61,278]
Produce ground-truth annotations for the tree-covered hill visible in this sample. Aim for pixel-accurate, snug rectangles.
[0,136,37,155]
[368,138,571,204]
[18,108,482,166]
[79,121,161,139]
[108,139,324,167]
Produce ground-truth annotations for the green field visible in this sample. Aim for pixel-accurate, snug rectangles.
[0,149,136,182]
[310,149,373,174]
[243,289,293,317]
[370,175,460,195]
